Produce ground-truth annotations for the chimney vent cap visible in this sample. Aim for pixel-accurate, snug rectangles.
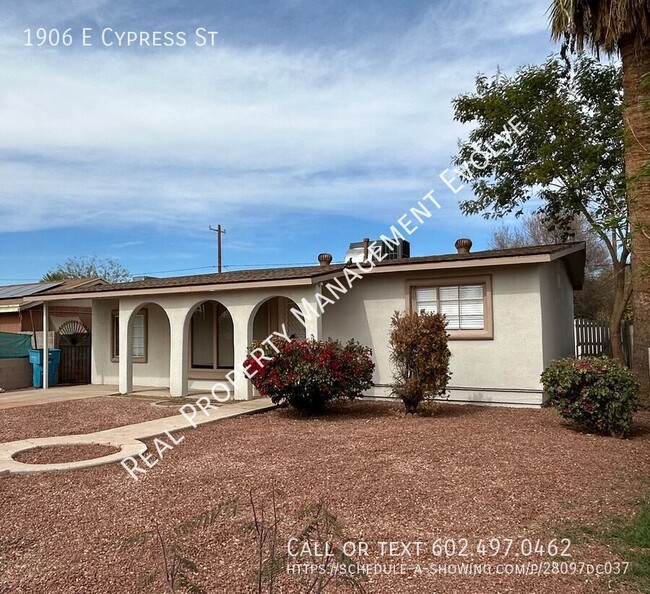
[454,238,473,254]
[318,253,333,266]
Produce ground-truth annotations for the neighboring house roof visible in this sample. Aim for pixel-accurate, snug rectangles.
[36,276,110,294]
[0,278,108,312]
[25,242,586,302]
[0,281,63,300]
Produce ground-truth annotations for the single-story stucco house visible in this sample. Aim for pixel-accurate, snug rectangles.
[25,239,585,407]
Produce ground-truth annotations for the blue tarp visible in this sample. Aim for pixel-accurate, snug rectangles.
[0,331,32,358]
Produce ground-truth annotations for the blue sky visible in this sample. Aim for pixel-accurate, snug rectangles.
[0,0,559,282]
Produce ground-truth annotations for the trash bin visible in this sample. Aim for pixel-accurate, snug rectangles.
[28,349,60,388]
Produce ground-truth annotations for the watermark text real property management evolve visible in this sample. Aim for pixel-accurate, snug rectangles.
[439,116,527,194]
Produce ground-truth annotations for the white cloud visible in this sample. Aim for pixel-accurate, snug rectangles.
[0,0,553,233]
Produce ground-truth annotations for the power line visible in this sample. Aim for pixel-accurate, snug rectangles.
[131,265,216,276]
[222,261,320,269]
[132,261,322,276]
[0,260,328,284]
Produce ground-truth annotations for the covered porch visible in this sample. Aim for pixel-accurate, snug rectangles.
[33,284,325,400]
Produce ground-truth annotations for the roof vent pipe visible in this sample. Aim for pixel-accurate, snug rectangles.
[318,253,333,266]
[454,238,473,254]
[362,238,370,262]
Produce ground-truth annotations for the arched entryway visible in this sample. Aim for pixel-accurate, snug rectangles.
[187,300,235,374]
[123,302,171,389]
[251,296,306,341]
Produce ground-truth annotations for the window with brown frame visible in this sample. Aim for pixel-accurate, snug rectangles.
[111,310,148,363]
[407,275,493,339]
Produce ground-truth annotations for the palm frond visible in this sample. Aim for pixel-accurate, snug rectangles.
[142,570,158,586]
[173,499,239,537]
[169,543,199,574]
[175,572,206,594]
[549,0,650,54]
[122,531,152,549]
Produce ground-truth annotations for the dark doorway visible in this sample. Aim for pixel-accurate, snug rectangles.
[58,320,92,384]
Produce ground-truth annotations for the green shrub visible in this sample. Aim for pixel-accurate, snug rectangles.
[389,311,452,414]
[244,338,375,415]
[541,356,639,438]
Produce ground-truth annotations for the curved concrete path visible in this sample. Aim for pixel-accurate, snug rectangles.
[0,399,275,476]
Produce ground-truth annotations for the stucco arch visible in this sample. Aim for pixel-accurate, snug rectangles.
[123,301,171,391]
[182,298,235,372]
[249,295,306,342]
[182,298,234,331]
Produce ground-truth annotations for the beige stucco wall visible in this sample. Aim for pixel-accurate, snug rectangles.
[92,299,171,388]
[89,261,576,407]
[539,260,575,368]
[321,264,550,406]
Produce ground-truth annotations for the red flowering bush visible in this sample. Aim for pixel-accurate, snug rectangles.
[244,338,375,415]
[541,357,639,438]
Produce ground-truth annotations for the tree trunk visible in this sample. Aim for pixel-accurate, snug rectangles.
[610,262,627,363]
[620,39,650,400]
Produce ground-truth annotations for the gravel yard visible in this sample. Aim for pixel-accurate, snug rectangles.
[14,444,121,464]
[1,401,648,594]
[0,396,182,443]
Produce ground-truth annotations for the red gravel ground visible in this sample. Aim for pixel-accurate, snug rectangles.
[0,401,648,594]
[0,396,182,443]
[13,444,121,464]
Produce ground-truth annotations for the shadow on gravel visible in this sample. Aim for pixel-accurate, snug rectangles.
[555,417,650,440]
[275,400,485,422]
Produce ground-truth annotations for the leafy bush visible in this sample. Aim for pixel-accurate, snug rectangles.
[244,338,375,415]
[541,357,639,438]
[389,311,452,414]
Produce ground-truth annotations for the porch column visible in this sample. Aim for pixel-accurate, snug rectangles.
[231,305,254,401]
[303,286,322,341]
[118,302,134,395]
[42,302,49,390]
[168,309,189,398]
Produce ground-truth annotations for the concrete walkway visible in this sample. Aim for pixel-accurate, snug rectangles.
[0,399,276,476]
[0,384,121,410]
[0,384,217,410]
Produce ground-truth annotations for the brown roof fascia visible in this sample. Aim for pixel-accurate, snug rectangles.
[28,275,322,302]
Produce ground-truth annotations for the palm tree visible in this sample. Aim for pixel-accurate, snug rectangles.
[550,0,650,397]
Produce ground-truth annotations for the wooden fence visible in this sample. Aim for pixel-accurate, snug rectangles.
[574,318,633,366]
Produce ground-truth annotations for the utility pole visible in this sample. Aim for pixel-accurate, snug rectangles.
[209,224,226,273]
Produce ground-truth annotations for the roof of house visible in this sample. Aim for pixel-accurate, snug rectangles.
[0,278,108,310]
[0,281,63,300]
[30,277,108,294]
[27,242,586,301]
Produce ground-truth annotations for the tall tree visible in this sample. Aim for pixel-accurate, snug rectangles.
[451,55,631,361]
[42,256,131,284]
[550,0,650,394]
[490,214,618,324]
